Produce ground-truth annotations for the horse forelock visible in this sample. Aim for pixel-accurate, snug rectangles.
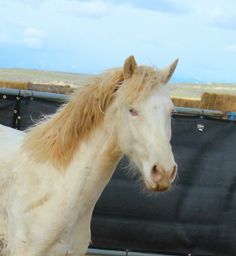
[119,66,161,105]
[22,66,159,170]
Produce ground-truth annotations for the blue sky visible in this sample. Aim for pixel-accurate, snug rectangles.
[0,0,236,82]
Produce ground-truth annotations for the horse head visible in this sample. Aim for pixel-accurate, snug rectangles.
[114,56,178,192]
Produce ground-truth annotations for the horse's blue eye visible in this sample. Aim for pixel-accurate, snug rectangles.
[129,108,138,116]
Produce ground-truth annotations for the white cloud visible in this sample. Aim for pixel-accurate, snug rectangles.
[22,27,45,48]
[203,2,236,29]
[23,27,45,38]
[209,7,225,20]
[0,32,10,43]
[23,37,43,48]
[226,44,236,53]
[60,0,110,18]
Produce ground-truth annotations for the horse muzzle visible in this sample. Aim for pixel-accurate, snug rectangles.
[145,163,177,192]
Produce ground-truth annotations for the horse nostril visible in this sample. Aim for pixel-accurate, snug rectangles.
[170,165,177,183]
[151,165,163,183]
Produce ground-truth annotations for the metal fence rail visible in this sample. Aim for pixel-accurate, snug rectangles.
[0,88,68,101]
[87,248,179,256]
[1,87,236,121]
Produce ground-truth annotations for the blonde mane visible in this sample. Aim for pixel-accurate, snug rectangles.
[22,66,160,169]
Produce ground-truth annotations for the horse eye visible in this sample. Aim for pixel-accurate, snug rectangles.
[129,107,138,116]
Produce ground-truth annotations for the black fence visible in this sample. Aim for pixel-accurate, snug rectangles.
[0,89,236,256]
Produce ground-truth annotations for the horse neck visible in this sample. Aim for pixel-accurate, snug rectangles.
[65,116,122,212]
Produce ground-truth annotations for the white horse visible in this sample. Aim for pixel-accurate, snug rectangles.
[0,55,178,256]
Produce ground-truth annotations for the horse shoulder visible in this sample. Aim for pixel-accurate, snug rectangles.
[0,124,25,189]
[0,125,25,164]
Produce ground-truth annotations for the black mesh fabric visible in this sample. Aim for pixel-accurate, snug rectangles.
[0,94,18,127]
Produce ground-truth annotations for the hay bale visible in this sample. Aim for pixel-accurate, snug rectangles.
[29,83,73,94]
[0,80,73,94]
[172,93,236,112]
[200,92,236,112]
[172,97,201,108]
[0,80,29,90]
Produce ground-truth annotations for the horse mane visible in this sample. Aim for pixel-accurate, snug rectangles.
[22,66,160,170]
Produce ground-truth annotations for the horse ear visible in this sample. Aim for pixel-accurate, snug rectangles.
[160,58,178,84]
[123,55,137,79]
